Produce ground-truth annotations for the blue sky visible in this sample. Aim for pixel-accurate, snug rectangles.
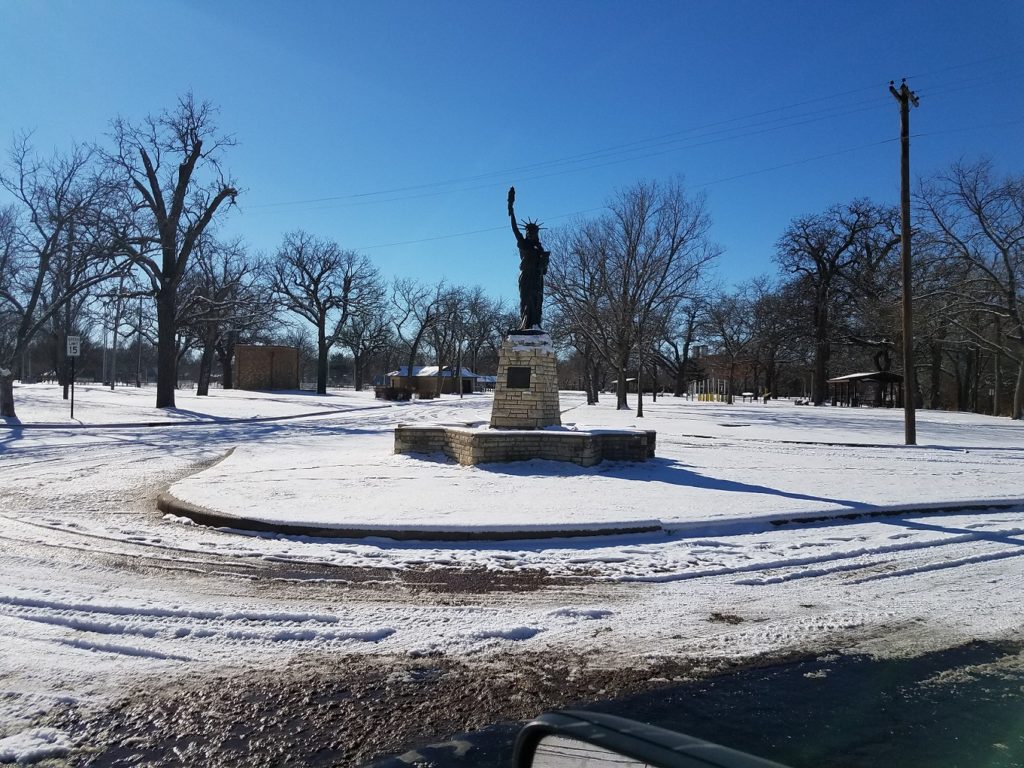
[2,0,1022,308]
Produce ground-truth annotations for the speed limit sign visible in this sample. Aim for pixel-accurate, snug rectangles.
[66,335,81,357]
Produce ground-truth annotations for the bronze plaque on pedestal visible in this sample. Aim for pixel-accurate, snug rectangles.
[507,366,532,389]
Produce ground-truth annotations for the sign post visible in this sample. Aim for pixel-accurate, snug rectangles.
[66,335,81,420]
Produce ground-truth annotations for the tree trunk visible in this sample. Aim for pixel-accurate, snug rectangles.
[928,341,943,410]
[316,327,329,395]
[813,319,829,405]
[676,344,690,398]
[353,356,363,391]
[109,325,119,391]
[956,348,972,412]
[0,370,15,418]
[219,351,234,390]
[155,291,178,408]
[993,352,1001,416]
[584,348,600,405]
[404,333,425,396]
[584,347,596,405]
[1012,358,1024,420]
[636,351,644,418]
[135,298,144,388]
[616,355,629,410]
[674,364,686,397]
[971,347,982,413]
[196,343,216,396]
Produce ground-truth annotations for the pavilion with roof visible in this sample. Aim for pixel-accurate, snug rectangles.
[827,370,904,408]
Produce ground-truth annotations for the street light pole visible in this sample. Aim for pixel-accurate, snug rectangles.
[890,78,919,446]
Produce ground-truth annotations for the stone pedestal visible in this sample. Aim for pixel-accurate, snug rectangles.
[490,332,561,429]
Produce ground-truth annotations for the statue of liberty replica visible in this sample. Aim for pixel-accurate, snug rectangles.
[507,186,550,332]
[490,187,561,428]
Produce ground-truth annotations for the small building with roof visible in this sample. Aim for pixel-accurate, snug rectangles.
[827,370,904,408]
[385,365,482,395]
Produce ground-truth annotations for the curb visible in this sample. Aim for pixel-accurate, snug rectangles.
[156,490,663,542]
[657,498,1024,538]
[157,491,1024,544]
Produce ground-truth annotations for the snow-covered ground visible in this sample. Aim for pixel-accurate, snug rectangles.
[169,390,1024,534]
[1,382,1023,762]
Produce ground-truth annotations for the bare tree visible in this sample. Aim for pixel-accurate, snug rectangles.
[705,288,756,404]
[92,271,149,389]
[107,93,238,408]
[271,230,377,394]
[461,286,506,377]
[658,294,709,398]
[275,326,317,386]
[774,199,899,405]
[549,179,718,411]
[425,286,475,396]
[178,237,270,396]
[919,160,1024,418]
[745,276,807,399]
[0,139,121,417]
[391,278,444,386]
[547,224,610,405]
[338,271,392,391]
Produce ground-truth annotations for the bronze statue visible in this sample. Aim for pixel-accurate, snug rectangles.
[507,186,549,331]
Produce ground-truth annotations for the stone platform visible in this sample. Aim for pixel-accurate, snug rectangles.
[394,424,656,467]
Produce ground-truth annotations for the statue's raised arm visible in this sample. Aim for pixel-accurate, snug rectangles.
[508,186,524,243]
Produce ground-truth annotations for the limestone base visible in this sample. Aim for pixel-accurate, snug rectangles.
[395,425,656,468]
[490,332,561,429]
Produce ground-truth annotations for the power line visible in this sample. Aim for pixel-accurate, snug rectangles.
[276,71,1021,218]
[246,87,892,210]
[352,139,900,251]
[347,115,1024,253]
[906,53,1019,82]
[245,56,1020,212]
[243,101,890,216]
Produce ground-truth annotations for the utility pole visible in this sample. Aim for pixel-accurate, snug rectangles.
[890,78,919,446]
[136,297,144,387]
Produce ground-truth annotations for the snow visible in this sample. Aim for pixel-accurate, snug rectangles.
[162,390,1024,535]
[1,382,1023,752]
[508,332,554,352]
[0,727,71,764]
[386,365,480,378]
[2,382,376,425]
